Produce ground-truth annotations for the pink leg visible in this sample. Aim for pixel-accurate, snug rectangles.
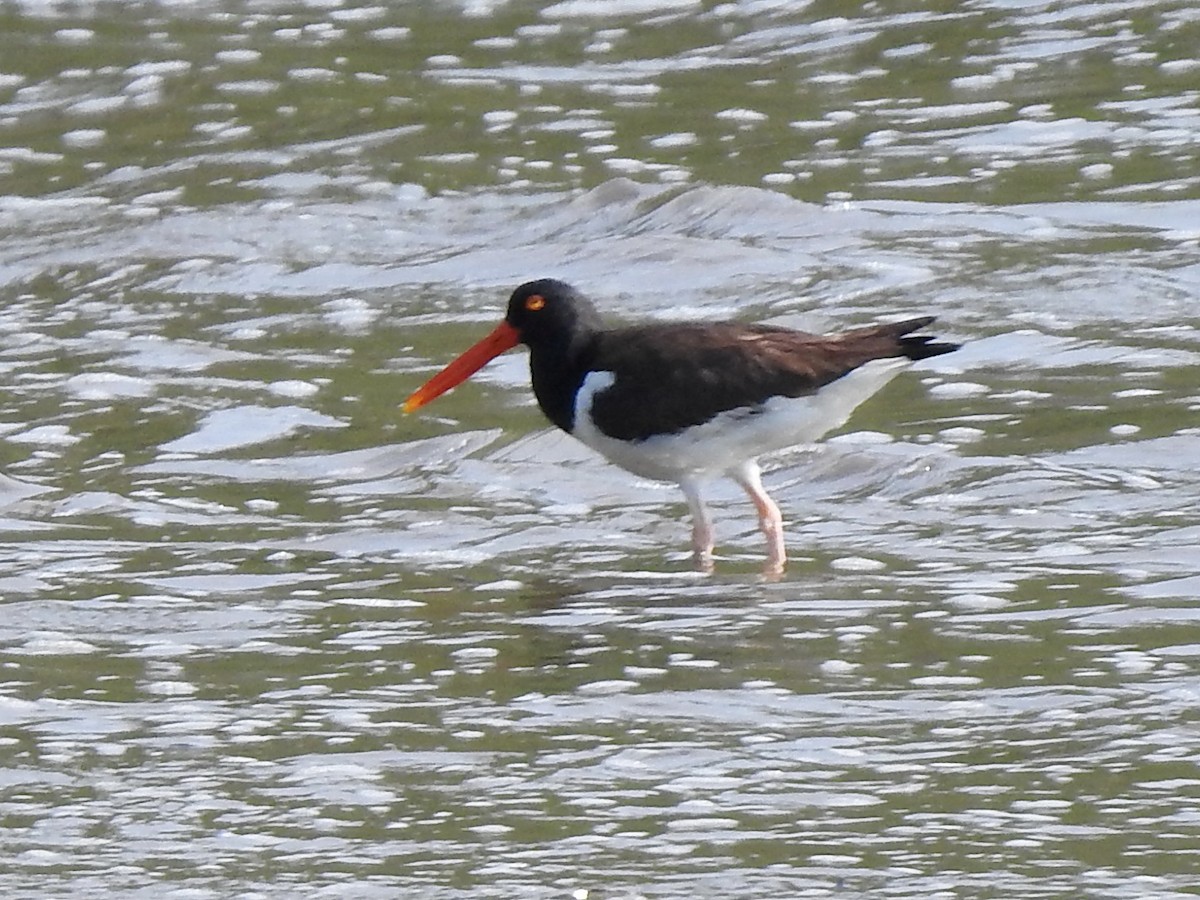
[680,477,714,573]
[731,461,785,575]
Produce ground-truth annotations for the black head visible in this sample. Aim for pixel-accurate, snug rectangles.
[505,279,603,350]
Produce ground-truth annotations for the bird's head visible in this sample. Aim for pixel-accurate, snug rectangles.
[403,278,599,413]
[503,278,599,349]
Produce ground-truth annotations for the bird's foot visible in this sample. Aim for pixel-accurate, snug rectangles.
[690,515,715,574]
[759,516,786,578]
[761,553,785,580]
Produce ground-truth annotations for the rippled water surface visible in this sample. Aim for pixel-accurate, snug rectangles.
[3,1,1200,897]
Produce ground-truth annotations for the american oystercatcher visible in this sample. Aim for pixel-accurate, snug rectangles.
[404,279,959,574]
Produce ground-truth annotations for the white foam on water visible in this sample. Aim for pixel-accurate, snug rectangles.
[161,406,346,454]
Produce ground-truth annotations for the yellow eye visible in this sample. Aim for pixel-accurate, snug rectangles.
[525,294,545,311]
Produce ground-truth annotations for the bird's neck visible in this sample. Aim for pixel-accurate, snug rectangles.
[528,331,597,434]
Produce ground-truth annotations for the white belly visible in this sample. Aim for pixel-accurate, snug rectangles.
[570,359,909,483]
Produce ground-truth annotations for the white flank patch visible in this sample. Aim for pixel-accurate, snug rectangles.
[571,359,908,482]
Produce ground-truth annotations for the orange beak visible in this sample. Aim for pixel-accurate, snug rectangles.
[403,321,521,413]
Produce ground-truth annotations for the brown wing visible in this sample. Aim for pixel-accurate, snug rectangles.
[587,317,956,441]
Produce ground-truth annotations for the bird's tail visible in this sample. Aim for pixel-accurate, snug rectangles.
[883,316,961,361]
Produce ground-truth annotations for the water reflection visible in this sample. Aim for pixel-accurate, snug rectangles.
[3,0,1199,202]
[2,0,1200,896]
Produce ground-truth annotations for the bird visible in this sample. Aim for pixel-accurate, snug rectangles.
[404,278,960,574]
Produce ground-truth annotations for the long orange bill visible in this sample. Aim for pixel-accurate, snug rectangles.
[403,321,521,413]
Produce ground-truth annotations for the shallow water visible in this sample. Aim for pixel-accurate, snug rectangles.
[3,1,1200,897]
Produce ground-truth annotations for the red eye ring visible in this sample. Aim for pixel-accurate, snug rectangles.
[525,294,545,311]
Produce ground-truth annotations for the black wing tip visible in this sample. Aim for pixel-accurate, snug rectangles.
[892,317,960,361]
[896,315,938,332]
[899,333,961,361]
[904,340,961,361]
